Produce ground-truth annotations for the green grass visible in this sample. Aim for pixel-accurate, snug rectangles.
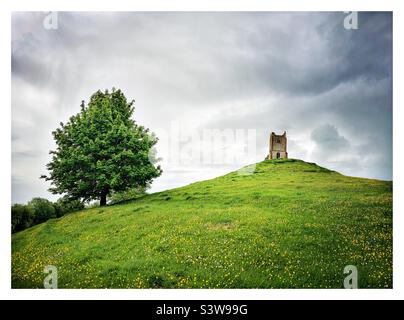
[12,159,392,288]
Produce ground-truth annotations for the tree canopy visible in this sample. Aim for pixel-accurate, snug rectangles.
[41,88,162,206]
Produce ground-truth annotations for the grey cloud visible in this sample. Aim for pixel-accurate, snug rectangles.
[12,151,39,159]
[11,12,392,203]
[311,124,349,152]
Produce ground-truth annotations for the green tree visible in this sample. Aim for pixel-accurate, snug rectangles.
[28,197,56,224]
[11,204,34,233]
[41,88,162,206]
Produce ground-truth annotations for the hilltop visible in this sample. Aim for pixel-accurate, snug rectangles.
[12,159,392,288]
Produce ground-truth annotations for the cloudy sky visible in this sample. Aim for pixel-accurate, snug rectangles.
[11,12,392,204]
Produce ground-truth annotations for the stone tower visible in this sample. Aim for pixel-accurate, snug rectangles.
[268,131,288,159]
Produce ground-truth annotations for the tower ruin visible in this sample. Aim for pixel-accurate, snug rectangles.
[267,131,288,160]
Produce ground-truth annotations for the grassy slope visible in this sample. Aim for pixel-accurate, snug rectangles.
[12,159,392,288]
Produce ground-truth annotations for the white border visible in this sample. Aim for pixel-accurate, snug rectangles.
[1,0,402,300]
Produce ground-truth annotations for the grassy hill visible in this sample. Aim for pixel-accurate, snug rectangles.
[12,159,392,288]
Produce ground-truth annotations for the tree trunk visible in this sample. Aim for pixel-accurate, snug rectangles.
[100,193,107,206]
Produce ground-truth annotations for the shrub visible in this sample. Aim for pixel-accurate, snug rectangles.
[55,196,84,216]
[11,204,34,233]
[109,185,148,204]
[52,202,64,218]
[12,197,85,233]
[28,197,56,224]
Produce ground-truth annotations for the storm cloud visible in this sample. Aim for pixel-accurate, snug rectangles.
[11,12,392,203]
